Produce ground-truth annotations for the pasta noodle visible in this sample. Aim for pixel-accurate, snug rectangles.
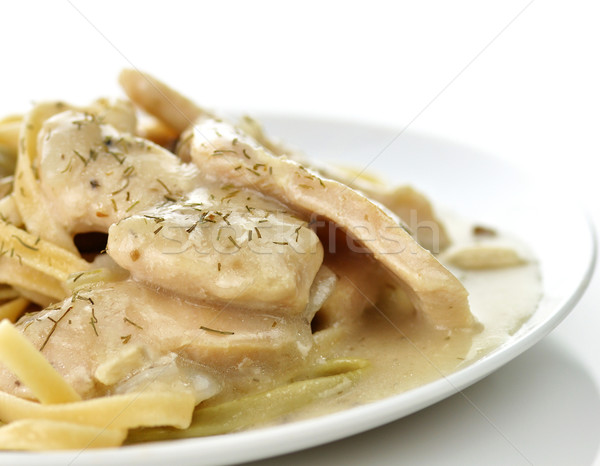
[128,358,368,442]
[0,70,536,452]
[0,387,194,430]
[0,298,28,324]
[0,419,126,450]
[0,321,80,404]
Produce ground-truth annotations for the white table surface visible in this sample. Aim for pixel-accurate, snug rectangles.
[2,1,599,465]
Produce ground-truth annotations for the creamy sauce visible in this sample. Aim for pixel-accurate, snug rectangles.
[275,214,542,424]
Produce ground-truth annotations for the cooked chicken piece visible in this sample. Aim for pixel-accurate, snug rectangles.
[37,110,201,235]
[238,116,450,252]
[107,186,324,313]
[0,280,314,402]
[314,170,449,253]
[182,118,472,329]
[118,70,472,329]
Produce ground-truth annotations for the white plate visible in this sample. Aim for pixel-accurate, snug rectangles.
[2,116,595,466]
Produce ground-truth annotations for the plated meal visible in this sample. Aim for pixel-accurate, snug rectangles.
[0,71,541,450]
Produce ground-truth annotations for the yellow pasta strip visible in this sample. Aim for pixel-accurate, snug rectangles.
[0,390,195,430]
[119,69,205,133]
[0,287,19,301]
[0,297,29,323]
[0,115,23,125]
[0,221,89,282]
[0,119,20,150]
[0,419,126,450]
[0,257,67,303]
[0,195,22,227]
[0,320,81,404]
[128,359,368,442]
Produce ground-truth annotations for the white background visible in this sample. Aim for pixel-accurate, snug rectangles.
[1,1,599,464]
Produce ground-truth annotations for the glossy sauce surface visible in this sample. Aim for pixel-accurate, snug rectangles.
[280,216,542,423]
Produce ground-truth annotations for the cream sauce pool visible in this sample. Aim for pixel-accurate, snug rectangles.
[279,214,542,423]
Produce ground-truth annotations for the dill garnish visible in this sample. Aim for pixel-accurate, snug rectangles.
[121,335,131,344]
[273,241,289,245]
[11,235,39,251]
[144,215,165,223]
[124,317,143,330]
[125,200,140,212]
[111,177,130,195]
[73,150,87,166]
[59,159,72,173]
[228,236,240,249]
[109,151,125,164]
[221,190,240,201]
[254,226,262,239]
[40,306,73,351]
[211,149,237,156]
[186,223,198,234]
[200,326,234,335]
[242,149,251,159]
[89,308,99,336]
[156,178,172,194]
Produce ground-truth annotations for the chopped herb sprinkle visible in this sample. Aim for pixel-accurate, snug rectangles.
[200,326,234,335]
[123,317,143,329]
[228,236,240,249]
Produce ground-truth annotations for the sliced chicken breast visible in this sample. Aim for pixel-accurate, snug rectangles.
[184,118,472,329]
[37,110,201,235]
[118,70,473,329]
[0,280,314,402]
[107,186,324,313]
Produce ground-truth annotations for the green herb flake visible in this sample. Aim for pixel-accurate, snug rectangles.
[11,235,39,251]
[123,317,143,330]
[200,326,234,335]
[228,236,241,249]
